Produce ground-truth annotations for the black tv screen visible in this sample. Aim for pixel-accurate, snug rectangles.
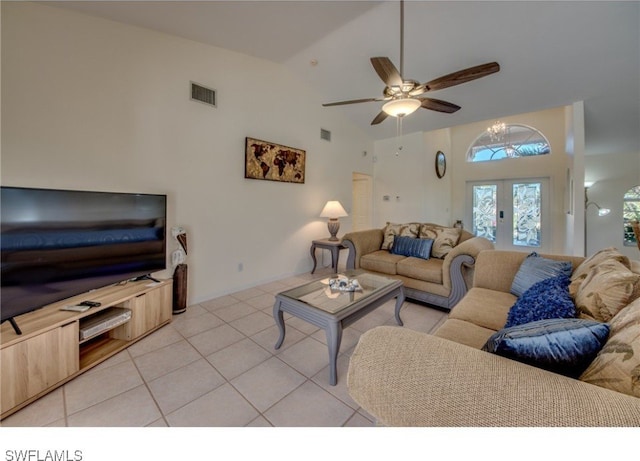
[1,187,167,325]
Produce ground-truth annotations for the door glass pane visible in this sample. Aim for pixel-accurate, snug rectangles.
[512,183,541,247]
[472,185,497,242]
[623,185,640,246]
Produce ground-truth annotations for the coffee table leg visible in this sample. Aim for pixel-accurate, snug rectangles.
[394,287,406,326]
[273,300,286,349]
[326,321,343,386]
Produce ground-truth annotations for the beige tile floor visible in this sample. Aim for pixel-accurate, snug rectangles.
[1,267,448,427]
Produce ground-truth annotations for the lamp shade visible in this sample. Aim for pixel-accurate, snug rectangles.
[320,201,348,218]
[382,98,421,117]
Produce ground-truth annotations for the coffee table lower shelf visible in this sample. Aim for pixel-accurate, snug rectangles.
[273,278,404,386]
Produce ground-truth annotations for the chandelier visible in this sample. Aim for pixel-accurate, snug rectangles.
[486,120,521,158]
[487,121,507,142]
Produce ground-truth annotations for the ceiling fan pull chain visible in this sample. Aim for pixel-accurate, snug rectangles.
[395,115,404,156]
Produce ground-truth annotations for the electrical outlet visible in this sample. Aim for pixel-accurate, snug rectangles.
[238,263,244,272]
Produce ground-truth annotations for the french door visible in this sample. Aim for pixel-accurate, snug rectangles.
[466,178,550,252]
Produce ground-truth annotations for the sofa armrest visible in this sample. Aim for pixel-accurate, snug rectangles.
[442,236,494,291]
[348,326,640,426]
[342,229,384,269]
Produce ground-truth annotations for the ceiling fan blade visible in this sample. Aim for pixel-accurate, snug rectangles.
[425,62,500,92]
[419,97,461,113]
[371,57,403,88]
[322,98,381,107]
[371,111,389,125]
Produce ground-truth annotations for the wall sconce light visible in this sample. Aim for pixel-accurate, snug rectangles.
[584,184,610,256]
[585,185,610,217]
[320,200,348,241]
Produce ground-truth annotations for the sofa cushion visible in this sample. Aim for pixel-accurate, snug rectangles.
[483,318,610,378]
[449,287,515,331]
[396,257,443,284]
[391,236,433,260]
[418,224,461,258]
[360,250,405,275]
[580,297,640,397]
[510,252,573,297]
[381,222,420,250]
[505,274,576,328]
[574,260,640,322]
[569,247,630,297]
[433,318,498,349]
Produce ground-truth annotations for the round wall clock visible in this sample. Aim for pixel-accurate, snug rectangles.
[435,151,446,178]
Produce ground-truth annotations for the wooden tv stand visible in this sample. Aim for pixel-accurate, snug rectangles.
[0,279,173,420]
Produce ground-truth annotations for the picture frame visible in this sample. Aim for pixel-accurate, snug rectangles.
[245,137,305,184]
[435,151,446,178]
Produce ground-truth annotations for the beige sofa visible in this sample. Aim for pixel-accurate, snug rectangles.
[342,223,494,310]
[347,249,640,426]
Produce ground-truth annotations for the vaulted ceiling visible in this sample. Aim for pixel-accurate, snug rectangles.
[47,1,640,155]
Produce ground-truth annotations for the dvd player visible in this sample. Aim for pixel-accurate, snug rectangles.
[79,307,132,341]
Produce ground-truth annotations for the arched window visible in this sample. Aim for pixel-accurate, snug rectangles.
[467,123,551,162]
[623,185,640,246]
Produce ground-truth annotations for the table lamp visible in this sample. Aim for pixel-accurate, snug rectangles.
[320,200,348,241]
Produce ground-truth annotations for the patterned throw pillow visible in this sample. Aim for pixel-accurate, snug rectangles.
[505,274,576,328]
[418,224,461,258]
[381,222,419,250]
[483,318,610,378]
[574,261,640,322]
[569,247,630,298]
[510,252,573,297]
[580,297,640,397]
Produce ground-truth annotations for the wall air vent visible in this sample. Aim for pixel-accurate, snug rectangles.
[190,82,217,107]
[320,128,331,141]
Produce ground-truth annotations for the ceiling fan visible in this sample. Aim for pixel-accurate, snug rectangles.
[322,0,500,125]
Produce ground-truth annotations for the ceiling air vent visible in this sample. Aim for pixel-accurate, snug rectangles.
[190,82,216,107]
[320,128,331,141]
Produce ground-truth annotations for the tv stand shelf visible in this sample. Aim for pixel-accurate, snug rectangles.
[0,279,173,420]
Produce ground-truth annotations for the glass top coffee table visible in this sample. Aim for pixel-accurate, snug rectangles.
[273,270,405,385]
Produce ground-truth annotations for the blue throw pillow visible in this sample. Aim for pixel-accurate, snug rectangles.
[390,236,433,260]
[504,274,575,328]
[511,252,573,297]
[482,318,610,378]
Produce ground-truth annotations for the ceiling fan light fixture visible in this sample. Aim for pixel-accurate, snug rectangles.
[382,98,421,117]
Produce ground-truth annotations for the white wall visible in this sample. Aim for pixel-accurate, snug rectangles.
[372,128,452,227]
[373,132,427,226]
[585,151,640,259]
[564,102,586,256]
[1,3,374,304]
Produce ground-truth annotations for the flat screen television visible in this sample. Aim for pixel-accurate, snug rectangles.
[1,186,167,334]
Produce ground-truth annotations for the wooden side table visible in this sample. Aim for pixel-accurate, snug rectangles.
[310,238,347,274]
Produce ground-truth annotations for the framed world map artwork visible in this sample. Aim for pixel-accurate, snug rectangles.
[245,137,306,184]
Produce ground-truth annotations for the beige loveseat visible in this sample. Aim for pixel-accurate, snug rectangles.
[342,223,494,310]
[348,249,640,426]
